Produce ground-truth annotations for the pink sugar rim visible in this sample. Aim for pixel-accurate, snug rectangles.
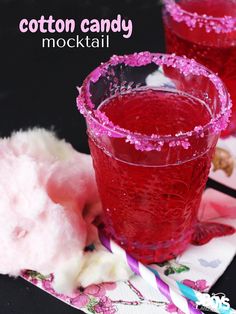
[163,0,236,33]
[77,52,232,152]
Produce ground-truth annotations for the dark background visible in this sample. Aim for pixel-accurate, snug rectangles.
[0,0,235,313]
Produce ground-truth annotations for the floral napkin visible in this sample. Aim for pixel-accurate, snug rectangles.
[21,136,236,314]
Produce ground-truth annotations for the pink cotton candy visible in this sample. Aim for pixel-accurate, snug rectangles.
[0,128,131,293]
[0,129,101,288]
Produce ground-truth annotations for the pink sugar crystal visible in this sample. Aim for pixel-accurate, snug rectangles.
[77,52,231,152]
[163,0,236,33]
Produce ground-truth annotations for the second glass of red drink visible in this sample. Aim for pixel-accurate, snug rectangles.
[77,52,231,263]
[163,0,236,137]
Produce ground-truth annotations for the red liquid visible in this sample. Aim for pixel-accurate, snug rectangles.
[89,89,216,263]
[164,0,236,137]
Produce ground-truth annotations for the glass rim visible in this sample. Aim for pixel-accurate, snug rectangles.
[77,52,231,152]
[163,0,236,33]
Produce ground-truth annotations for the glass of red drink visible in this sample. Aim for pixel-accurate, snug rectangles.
[77,52,231,263]
[163,0,236,137]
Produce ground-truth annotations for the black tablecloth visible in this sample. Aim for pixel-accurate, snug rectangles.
[0,0,235,312]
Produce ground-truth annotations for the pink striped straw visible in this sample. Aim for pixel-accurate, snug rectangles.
[99,231,202,314]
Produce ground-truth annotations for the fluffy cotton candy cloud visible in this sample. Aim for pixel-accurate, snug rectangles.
[0,128,131,294]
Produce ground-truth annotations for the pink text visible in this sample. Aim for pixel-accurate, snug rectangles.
[80,15,133,38]
[19,15,75,33]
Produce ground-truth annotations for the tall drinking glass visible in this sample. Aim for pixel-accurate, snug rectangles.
[163,0,236,137]
[77,52,231,263]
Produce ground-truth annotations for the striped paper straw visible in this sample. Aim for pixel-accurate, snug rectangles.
[99,232,202,314]
[99,232,236,314]
[149,264,236,314]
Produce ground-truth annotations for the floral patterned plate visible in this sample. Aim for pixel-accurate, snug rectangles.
[21,137,236,314]
[21,188,236,314]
